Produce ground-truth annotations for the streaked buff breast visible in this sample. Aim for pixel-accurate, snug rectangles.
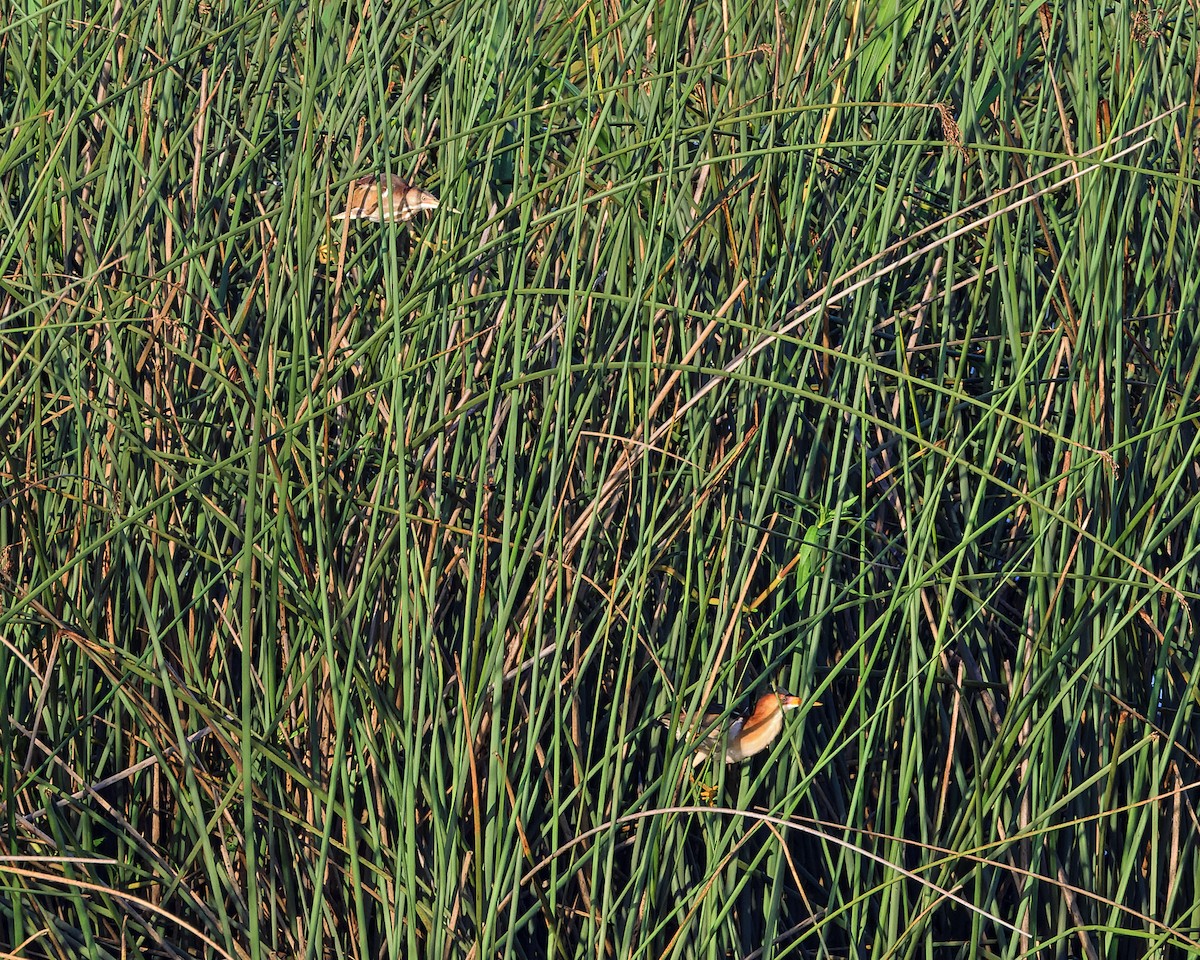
[724,710,783,763]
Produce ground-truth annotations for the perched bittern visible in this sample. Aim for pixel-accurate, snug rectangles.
[662,689,812,767]
[332,174,440,223]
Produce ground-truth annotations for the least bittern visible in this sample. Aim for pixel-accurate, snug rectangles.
[332,174,441,223]
[662,689,814,767]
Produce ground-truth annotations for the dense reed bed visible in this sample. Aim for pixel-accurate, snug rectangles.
[2,1,1199,957]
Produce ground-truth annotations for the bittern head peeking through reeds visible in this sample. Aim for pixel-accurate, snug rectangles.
[332,174,440,223]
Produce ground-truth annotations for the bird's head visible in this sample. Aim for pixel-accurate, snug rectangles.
[755,688,818,719]
[398,183,440,219]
